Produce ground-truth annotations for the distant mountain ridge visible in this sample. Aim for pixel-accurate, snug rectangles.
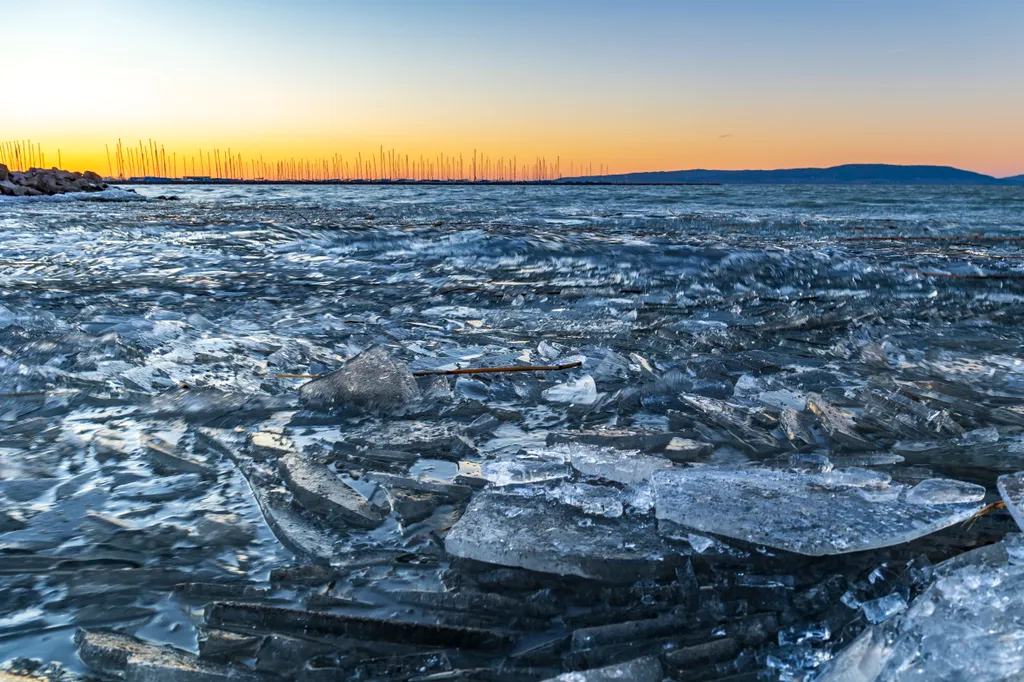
[561,163,1024,185]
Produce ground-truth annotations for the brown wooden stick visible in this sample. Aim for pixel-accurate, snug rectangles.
[275,360,583,381]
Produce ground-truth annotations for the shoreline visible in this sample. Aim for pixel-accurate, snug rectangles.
[110,178,722,187]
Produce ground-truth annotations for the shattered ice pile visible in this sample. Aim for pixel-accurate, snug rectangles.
[299,345,421,412]
[652,466,986,556]
[817,537,1024,681]
[448,443,990,577]
[9,184,1024,680]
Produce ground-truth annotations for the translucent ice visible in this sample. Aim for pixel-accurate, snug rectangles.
[550,482,624,518]
[997,471,1024,531]
[299,345,421,412]
[860,593,907,624]
[542,375,598,405]
[960,426,999,445]
[562,443,674,485]
[817,539,1024,681]
[445,488,682,581]
[652,467,985,556]
[479,451,570,486]
[904,478,986,505]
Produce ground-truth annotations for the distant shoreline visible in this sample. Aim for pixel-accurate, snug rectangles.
[108,177,1024,187]
[111,179,722,187]
[108,161,1024,187]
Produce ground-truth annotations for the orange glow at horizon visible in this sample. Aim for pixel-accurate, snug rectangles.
[4,120,1022,180]
[3,2,1023,179]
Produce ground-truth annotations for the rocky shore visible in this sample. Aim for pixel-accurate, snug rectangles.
[0,163,108,196]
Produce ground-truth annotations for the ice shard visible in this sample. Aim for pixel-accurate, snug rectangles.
[299,345,421,412]
[652,467,985,556]
[562,444,674,485]
[279,452,384,528]
[998,471,1024,531]
[445,488,684,582]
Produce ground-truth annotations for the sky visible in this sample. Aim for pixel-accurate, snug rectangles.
[3,0,1023,177]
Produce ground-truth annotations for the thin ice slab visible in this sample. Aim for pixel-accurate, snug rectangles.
[652,467,985,556]
[561,443,674,485]
[998,471,1024,531]
[445,488,683,582]
[279,452,384,528]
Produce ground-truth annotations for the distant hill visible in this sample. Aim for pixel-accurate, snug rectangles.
[559,163,1024,186]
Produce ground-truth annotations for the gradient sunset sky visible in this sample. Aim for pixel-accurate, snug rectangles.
[5,0,1023,177]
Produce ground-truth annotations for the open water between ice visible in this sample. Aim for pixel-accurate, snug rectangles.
[2,183,1024,681]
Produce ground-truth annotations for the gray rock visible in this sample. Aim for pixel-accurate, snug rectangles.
[0,180,35,197]
[299,346,421,412]
[0,167,107,196]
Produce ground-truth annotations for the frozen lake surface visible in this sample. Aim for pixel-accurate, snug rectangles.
[2,184,1024,681]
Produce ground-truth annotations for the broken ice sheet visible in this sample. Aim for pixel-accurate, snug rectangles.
[997,471,1024,531]
[479,452,570,486]
[445,488,683,581]
[817,538,1024,682]
[652,467,985,556]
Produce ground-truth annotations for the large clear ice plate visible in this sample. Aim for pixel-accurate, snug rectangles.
[652,467,985,556]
